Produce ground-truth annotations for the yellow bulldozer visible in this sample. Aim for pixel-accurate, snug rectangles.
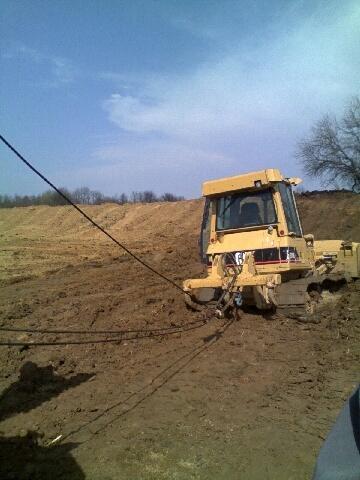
[184,169,360,318]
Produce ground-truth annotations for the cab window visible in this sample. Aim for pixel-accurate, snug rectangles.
[216,189,277,230]
[278,183,302,236]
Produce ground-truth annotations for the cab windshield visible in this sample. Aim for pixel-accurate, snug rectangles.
[216,188,277,230]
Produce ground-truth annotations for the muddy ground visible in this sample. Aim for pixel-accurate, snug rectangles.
[0,194,359,479]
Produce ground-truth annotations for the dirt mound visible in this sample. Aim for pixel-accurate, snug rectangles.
[0,200,202,284]
[296,191,360,241]
[0,200,201,242]
[1,191,358,243]
[1,192,359,285]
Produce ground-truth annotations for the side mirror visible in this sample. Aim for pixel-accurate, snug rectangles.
[304,233,314,246]
[288,177,303,186]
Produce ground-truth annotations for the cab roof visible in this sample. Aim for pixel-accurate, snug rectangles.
[202,169,301,197]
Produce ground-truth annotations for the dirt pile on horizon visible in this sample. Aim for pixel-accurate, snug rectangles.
[0,192,359,284]
[0,199,202,283]
[1,191,358,242]
[296,191,360,241]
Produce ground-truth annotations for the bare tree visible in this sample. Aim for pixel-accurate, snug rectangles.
[72,186,92,204]
[119,193,128,204]
[297,96,360,192]
[160,192,185,202]
[142,190,158,203]
[90,190,104,204]
[130,191,142,203]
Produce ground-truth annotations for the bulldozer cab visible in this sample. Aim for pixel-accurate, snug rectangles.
[199,169,306,267]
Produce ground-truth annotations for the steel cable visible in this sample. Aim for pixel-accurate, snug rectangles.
[0,320,207,347]
[0,319,204,335]
[0,133,185,294]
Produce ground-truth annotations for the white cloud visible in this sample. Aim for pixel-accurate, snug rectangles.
[93,1,360,194]
[50,57,77,84]
[102,1,360,153]
[2,44,77,86]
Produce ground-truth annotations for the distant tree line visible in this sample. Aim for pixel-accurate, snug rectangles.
[0,187,185,208]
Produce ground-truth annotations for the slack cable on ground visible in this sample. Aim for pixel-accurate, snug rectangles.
[0,319,207,347]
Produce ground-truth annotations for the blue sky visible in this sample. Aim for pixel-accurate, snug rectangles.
[1,0,359,198]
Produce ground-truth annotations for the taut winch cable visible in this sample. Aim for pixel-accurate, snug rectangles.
[0,133,185,294]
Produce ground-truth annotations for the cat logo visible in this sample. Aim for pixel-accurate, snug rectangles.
[234,251,245,265]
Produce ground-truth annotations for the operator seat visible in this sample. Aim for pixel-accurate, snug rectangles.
[239,202,262,226]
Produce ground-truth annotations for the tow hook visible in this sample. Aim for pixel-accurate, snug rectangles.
[234,292,243,307]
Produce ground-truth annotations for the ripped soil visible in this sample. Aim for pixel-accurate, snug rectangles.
[0,194,359,479]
